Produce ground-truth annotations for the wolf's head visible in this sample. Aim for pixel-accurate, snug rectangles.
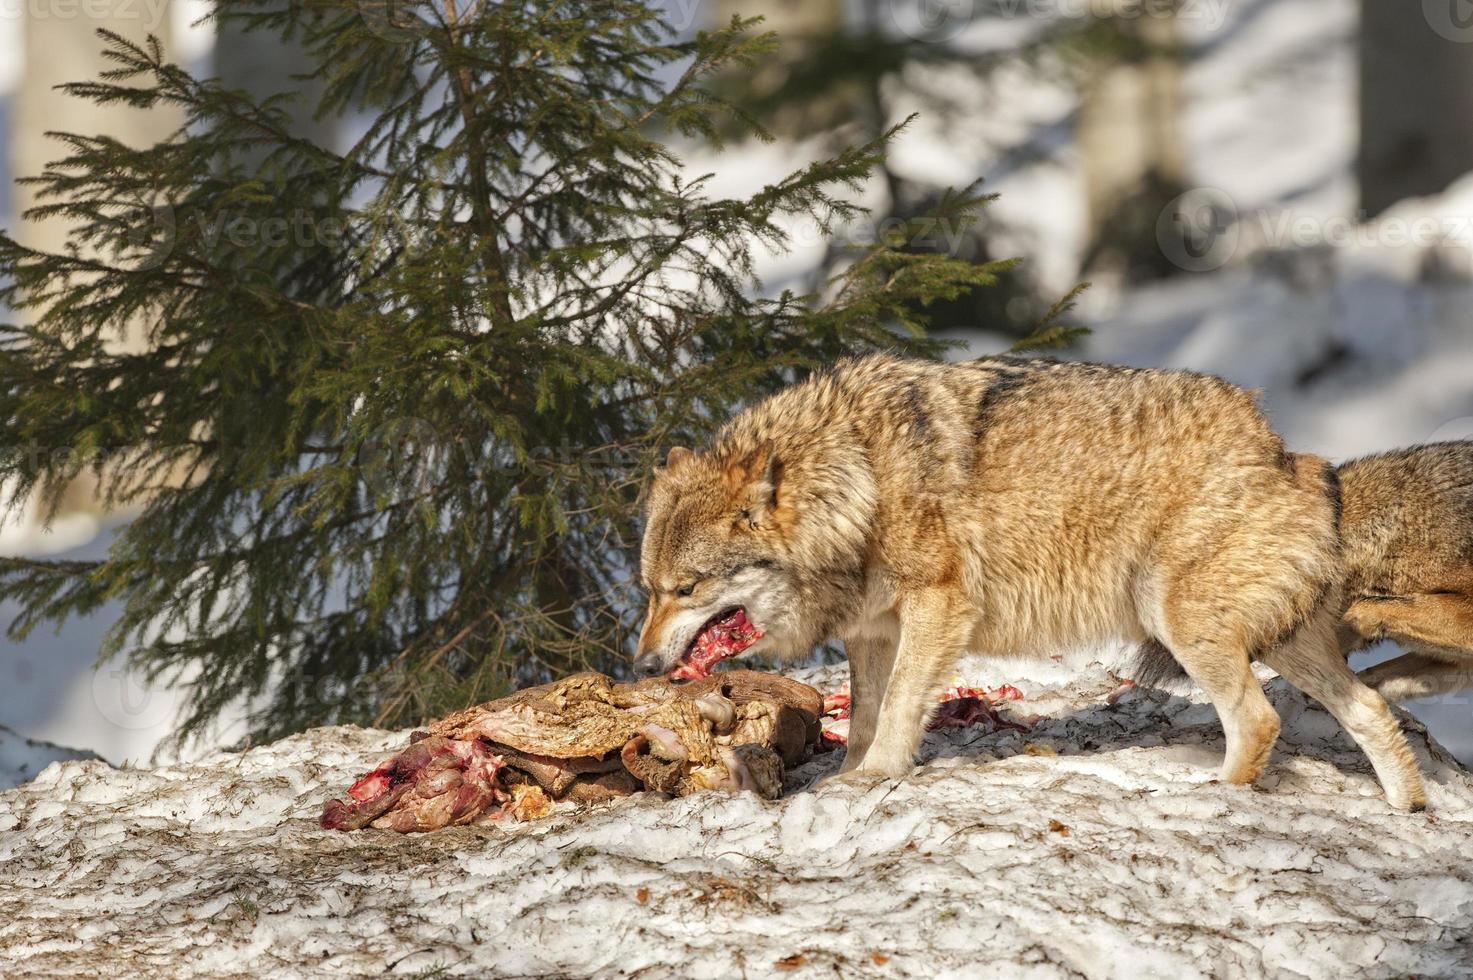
[634,443,799,678]
[633,438,870,679]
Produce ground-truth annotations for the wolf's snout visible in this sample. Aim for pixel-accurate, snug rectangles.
[634,653,666,678]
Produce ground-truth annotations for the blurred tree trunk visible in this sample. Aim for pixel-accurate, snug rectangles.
[1078,6,1189,283]
[12,3,182,521]
[1358,0,1473,217]
[715,0,843,42]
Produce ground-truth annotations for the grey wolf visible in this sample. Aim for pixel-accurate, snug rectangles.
[634,354,1426,810]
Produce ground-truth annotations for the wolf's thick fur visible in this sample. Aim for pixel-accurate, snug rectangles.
[1338,443,1473,700]
[1136,442,1473,705]
[636,355,1426,809]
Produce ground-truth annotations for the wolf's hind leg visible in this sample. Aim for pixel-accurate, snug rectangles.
[1264,608,1427,811]
[840,633,898,773]
[853,589,968,779]
[1359,650,1473,703]
[1156,563,1284,785]
[1345,592,1473,653]
[1161,634,1281,786]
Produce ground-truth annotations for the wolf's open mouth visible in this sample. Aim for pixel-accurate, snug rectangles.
[670,607,764,681]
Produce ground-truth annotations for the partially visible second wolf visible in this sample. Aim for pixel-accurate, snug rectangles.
[1336,444,1473,700]
[634,354,1426,810]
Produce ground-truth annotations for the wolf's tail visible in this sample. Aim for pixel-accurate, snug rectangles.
[1127,637,1187,689]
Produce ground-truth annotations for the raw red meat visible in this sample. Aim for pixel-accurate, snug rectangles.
[319,735,504,832]
[819,681,1034,746]
[670,607,764,680]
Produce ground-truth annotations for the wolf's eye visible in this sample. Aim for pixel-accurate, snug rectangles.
[675,582,696,597]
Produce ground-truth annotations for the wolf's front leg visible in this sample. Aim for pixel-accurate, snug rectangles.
[854,589,969,779]
[839,633,898,773]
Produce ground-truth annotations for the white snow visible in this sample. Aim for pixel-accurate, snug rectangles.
[6,658,1473,978]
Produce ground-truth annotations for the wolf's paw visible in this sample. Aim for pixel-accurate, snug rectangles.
[846,752,918,783]
[1385,780,1428,814]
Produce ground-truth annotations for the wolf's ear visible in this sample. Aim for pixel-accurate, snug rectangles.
[655,446,694,480]
[725,442,781,526]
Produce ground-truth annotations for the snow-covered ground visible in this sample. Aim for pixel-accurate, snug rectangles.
[6,657,1473,978]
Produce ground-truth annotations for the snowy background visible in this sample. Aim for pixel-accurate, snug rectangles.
[5,0,1473,783]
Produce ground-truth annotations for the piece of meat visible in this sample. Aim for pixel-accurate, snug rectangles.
[320,736,504,832]
[670,608,764,680]
[721,699,814,768]
[488,747,622,798]
[563,769,642,803]
[322,670,825,832]
[621,734,685,794]
[816,681,1034,746]
[930,682,1032,734]
[435,699,643,759]
[500,783,554,822]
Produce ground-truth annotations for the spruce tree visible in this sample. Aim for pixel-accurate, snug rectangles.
[0,0,1040,745]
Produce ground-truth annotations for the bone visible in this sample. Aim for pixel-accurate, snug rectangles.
[695,691,738,733]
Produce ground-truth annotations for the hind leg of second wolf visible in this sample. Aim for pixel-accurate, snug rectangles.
[1359,651,1473,703]
[840,633,898,773]
[1264,606,1427,811]
[1345,592,1473,652]
[1345,591,1473,704]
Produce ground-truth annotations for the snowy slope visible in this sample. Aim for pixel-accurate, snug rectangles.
[5,658,1473,978]
[0,723,96,791]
